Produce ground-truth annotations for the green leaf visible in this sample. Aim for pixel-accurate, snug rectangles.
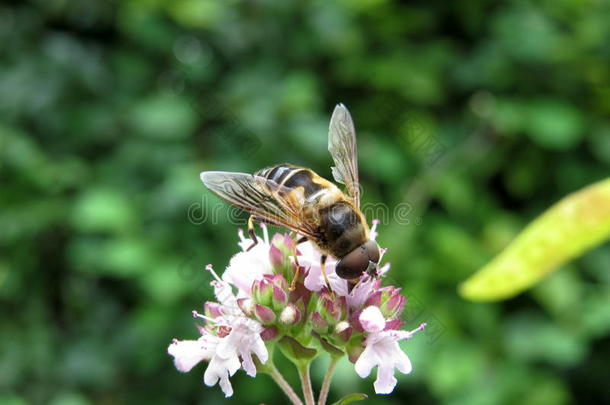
[331,393,368,405]
[253,349,275,375]
[313,333,344,358]
[277,336,317,364]
[460,178,610,301]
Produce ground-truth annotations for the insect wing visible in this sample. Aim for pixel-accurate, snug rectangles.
[328,104,360,207]
[200,171,317,238]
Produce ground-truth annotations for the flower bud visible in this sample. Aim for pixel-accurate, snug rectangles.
[261,325,279,341]
[311,312,329,334]
[279,304,301,325]
[271,284,288,311]
[319,290,347,323]
[334,321,353,342]
[350,309,364,333]
[252,278,274,307]
[335,321,350,334]
[365,286,405,319]
[335,321,354,343]
[269,234,295,274]
[364,290,382,307]
[269,244,284,269]
[384,318,403,330]
[204,302,223,319]
[346,340,365,364]
[252,274,289,311]
[237,298,255,316]
[309,290,348,336]
[254,304,276,324]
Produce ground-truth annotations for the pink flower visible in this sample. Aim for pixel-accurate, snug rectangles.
[346,275,380,309]
[354,306,425,394]
[222,226,274,296]
[359,306,386,332]
[219,317,267,376]
[178,106,430,401]
[302,220,384,296]
[167,265,269,397]
[167,335,215,372]
[203,338,240,397]
[300,240,346,293]
[169,219,424,399]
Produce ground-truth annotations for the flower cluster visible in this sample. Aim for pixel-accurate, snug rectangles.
[168,221,425,400]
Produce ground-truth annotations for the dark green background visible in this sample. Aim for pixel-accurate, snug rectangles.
[2,0,610,404]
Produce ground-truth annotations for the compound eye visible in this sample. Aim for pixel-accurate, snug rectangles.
[364,240,380,264]
[335,246,369,280]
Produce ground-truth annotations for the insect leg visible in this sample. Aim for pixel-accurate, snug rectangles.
[289,236,303,291]
[289,264,300,291]
[288,231,309,246]
[246,215,258,251]
[320,254,333,294]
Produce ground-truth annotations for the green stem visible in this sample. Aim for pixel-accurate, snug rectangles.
[317,358,338,405]
[297,363,315,405]
[269,363,304,405]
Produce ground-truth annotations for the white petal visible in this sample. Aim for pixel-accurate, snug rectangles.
[227,354,241,375]
[327,272,349,296]
[240,332,264,376]
[304,265,324,291]
[377,263,390,275]
[203,357,222,386]
[237,230,252,252]
[219,374,234,397]
[211,282,241,315]
[347,276,376,309]
[395,350,412,374]
[217,319,268,378]
[167,339,212,373]
[354,345,377,378]
[360,306,386,332]
[223,249,272,295]
[295,240,319,263]
[216,330,239,360]
[354,330,416,394]
[374,364,397,394]
[389,329,416,341]
[240,334,267,376]
[298,241,348,294]
[241,352,256,377]
[203,355,240,389]
[251,334,269,364]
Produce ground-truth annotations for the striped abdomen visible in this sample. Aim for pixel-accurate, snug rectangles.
[258,164,324,200]
[256,164,369,258]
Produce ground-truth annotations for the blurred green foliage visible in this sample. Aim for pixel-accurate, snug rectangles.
[1,0,609,404]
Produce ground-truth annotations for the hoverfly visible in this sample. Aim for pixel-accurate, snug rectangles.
[201,104,380,288]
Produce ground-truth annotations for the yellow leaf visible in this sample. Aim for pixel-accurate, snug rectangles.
[460,178,610,301]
